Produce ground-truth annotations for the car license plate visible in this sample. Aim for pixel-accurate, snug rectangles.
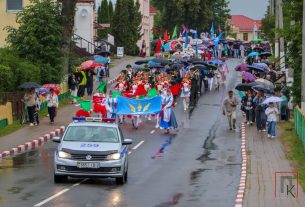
[77,162,100,168]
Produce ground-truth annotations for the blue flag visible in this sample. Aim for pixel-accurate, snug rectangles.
[194,31,198,56]
[184,34,189,48]
[210,23,215,39]
[213,32,223,47]
[116,96,162,115]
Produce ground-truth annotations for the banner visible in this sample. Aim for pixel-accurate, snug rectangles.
[116,96,162,115]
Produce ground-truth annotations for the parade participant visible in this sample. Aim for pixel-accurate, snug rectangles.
[92,92,106,118]
[46,88,59,124]
[126,64,133,79]
[105,90,117,119]
[131,96,141,129]
[143,79,151,91]
[115,76,127,92]
[130,78,139,94]
[160,88,178,134]
[155,75,164,93]
[180,74,191,111]
[223,91,238,130]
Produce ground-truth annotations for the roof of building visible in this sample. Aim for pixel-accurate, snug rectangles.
[150,6,157,14]
[230,15,261,31]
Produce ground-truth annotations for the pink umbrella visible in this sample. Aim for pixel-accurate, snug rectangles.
[42,84,62,95]
[242,72,256,82]
[235,64,250,72]
[81,60,95,70]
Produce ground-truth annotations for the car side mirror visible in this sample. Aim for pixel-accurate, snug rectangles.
[52,136,61,143]
[122,139,133,145]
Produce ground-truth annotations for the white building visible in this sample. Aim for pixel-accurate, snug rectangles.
[74,0,96,54]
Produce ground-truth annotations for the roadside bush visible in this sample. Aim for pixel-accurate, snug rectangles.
[0,65,14,92]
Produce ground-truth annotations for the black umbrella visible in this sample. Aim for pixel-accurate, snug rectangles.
[259,52,272,57]
[135,60,149,65]
[192,61,205,65]
[248,65,266,73]
[189,58,202,63]
[19,82,41,89]
[170,63,184,70]
[151,58,169,65]
[193,65,206,70]
[96,50,111,56]
[252,85,274,94]
[253,47,265,52]
[235,82,258,91]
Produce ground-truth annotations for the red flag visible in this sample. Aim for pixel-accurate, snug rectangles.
[155,38,162,53]
[164,30,168,42]
[153,26,157,35]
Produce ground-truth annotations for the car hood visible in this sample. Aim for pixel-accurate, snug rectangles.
[60,141,121,153]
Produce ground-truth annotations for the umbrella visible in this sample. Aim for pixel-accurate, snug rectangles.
[192,61,205,65]
[252,85,274,94]
[208,59,224,65]
[253,47,265,52]
[235,82,258,91]
[35,88,49,95]
[206,64,217,70]
[263,96,284,104]
[242,72,256,82]
[255,78,274,88]
[170,40,179,50]
[248,65,266,72]
[19,82,41,89]
[170,63,184,70]
[254,63,269,71]
[135,60,149,65]
[194,65,206,70]
[132,65,145,70]
[198,45,207,50]
[247,52,259,57]
[259,52,272,57]
[96,50,111,56]
[151,58,169,65]
[91,55,108,64]
[163,43,171,51]
[234,40,243,45]
[250,38,263,43]
[235,64,250,72]
[42,84,62,95]
[189,58,202,63]
[81,60,95,70]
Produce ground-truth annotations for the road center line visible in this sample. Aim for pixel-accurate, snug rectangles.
[34,188,70,206]
[132,140,144,150]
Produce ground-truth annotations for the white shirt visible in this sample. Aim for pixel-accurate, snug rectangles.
[46,94,58,107]
[265,107,279,122]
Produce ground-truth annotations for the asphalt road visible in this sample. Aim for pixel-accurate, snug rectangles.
[0,59,242,207]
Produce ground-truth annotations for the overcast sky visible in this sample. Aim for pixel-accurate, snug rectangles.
[229,0,268,20]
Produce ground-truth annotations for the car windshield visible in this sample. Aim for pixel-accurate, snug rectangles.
[63,126,120,143]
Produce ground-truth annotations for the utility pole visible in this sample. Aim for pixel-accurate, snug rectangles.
[275,0,279,58]
[302,0,305,111]
[278,0,286,76]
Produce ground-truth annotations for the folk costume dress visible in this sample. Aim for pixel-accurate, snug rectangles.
[160,93,178,129]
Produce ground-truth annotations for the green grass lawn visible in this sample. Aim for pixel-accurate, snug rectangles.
[279,121,305,191]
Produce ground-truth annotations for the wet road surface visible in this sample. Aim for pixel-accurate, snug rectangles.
[0,59,242,207]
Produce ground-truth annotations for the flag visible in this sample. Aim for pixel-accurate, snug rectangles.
[218,24,222,34]
[184,34,189,48]
[116,96,162,115]
[70,95,83,102]
[155,38,162,53]
[194,31,198,56]
[80,100,91,111]
[182,25,189,33]
[150,30,154,40]
[164,30,168,42]
[172,26,178,39]
[210,23,215,39]
[213,32,223,46]
[96,82,107,92]
[112,91,122,98]
[147,88,158,97]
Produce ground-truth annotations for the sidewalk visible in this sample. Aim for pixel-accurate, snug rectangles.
[243,124,305,207]
[0,56,142,153]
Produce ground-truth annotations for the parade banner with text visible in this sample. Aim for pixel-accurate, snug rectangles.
[116,96,162,115]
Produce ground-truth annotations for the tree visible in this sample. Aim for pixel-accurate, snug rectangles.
[97,0,110,40]
[109,0,114,25]
[112,0,142,55]
[6,0,63,84]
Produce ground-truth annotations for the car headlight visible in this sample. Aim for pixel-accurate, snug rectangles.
[58,151,71,159]
[107,153,121,160]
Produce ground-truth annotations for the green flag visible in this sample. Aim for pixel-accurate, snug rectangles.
[80,100,91,111]
[96,82,107,92]
[147,88,158,97]
[70,95,83,102]
[172,25,178,39]
[112,91,122,98]
[150,30,154,40]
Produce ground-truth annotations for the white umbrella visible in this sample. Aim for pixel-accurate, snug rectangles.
[255,78,274,88]
[263,96,283,104]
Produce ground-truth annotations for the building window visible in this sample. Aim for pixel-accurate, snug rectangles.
[7,0,23,12]
[243,33,248,41]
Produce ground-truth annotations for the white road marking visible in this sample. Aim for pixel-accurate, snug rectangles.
[34,179,87,207]
[34,188,70,206]
[132,140,144,150]
[150,130,155,134]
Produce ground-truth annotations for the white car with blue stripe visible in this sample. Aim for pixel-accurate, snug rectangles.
[53,117,132,184]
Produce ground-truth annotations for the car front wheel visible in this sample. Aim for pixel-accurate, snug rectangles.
[116,170,128,185]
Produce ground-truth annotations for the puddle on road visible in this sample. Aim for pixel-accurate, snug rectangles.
[154,193,183,207]
[7,186,23,194]
[20,192,33,201]
[190,169,211,185]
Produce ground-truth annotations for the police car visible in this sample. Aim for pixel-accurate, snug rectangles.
[53,117,132,184]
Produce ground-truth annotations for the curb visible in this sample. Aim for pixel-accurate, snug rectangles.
[0,126,65,160]
[235,122,247,207]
